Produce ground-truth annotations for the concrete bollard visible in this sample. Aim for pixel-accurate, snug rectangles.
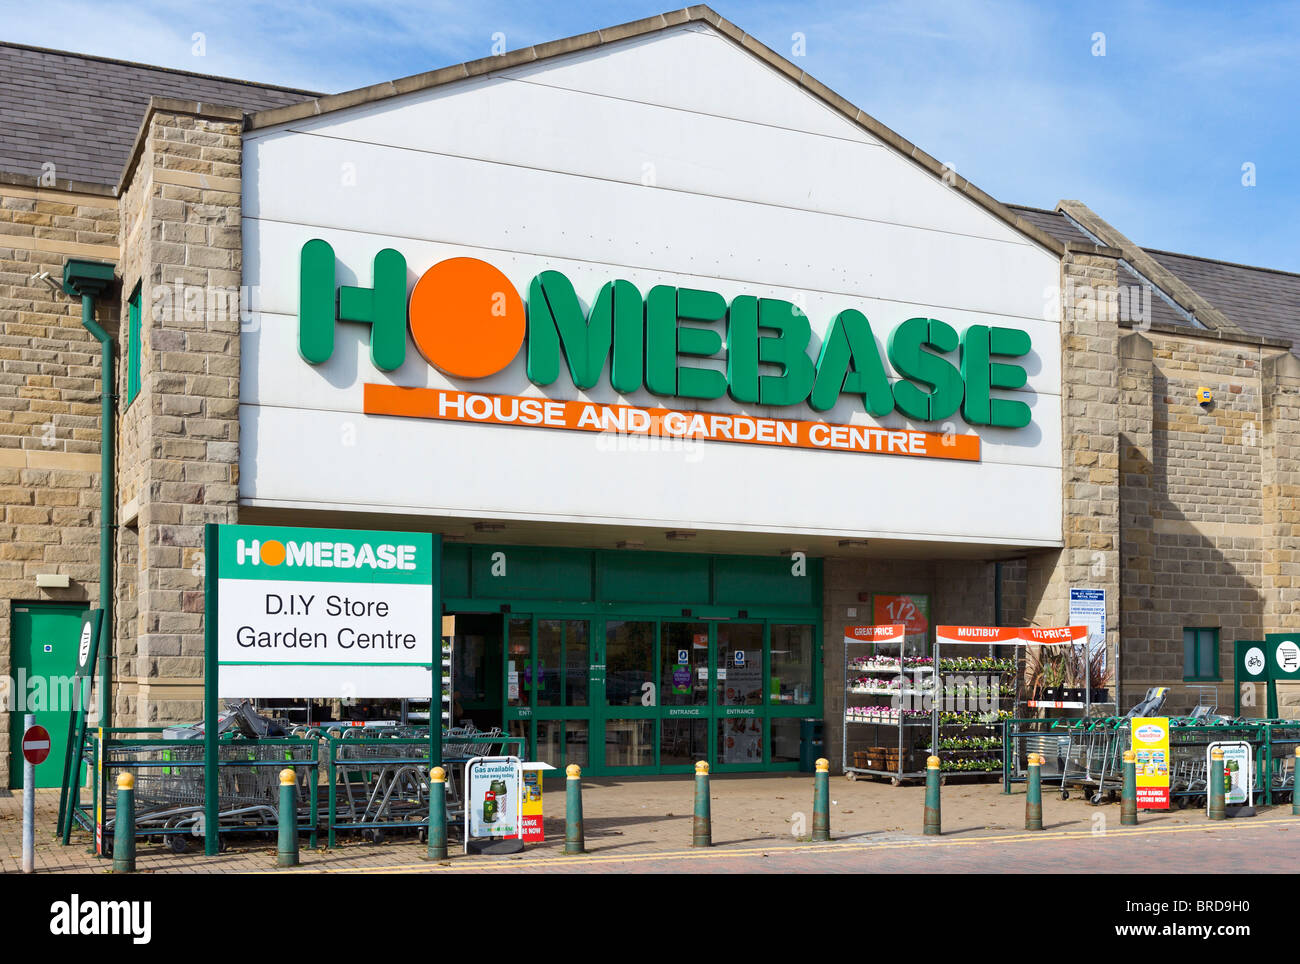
[564,764,585,855]
[923,755,941,836]
[812,757,831,842]
[112,773,135,873]
[1208,748,1225,821]
[693,760,712,847]
[427,766,448,860]
[1292,748,1300,817]
[1121,750,1138,825]
[277,768,299,867]
[1025,753,1043,831]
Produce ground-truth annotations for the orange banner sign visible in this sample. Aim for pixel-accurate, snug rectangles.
[935,625,1089,646]
[363,386,981,462]
[844,624,907,644]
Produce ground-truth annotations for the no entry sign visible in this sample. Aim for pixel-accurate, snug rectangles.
[22,724,50,765]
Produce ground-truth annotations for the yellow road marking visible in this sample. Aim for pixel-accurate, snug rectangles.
[260,816,1294,874]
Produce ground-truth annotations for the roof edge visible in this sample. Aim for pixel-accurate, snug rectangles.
[0,170,117,198]
[242,4,1067,258]
[116,97,247,196]
[1057,200,1247,336]
[0,40,320,97]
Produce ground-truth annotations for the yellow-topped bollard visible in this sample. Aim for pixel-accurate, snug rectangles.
[1293,749,1300,817]
[812,757,831,842]
[113,772,135,873]
[278,767,299,867]
[565,764,585,855]
[1025,753,1043,831]
[924,755,942,836]
[1121,750,1138,825]
[1208,748,1226,820]
[693,760,712,847]
[427,765,447,860]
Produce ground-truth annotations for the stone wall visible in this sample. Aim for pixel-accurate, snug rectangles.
[0,179,119,785]
[113,101,244,726]
[1119,328,1278,713]
[1023,248,1122,701]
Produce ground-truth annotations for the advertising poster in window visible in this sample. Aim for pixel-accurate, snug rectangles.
[872,594,930,655]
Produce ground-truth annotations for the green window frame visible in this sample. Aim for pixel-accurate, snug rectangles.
[126,282,142,406]
[1183,627,1220,682]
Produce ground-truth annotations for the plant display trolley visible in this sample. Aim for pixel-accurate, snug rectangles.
[842,623,929,784]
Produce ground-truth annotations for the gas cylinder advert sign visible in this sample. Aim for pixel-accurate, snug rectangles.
[1132,717,1171,809]
[466,757,522,842]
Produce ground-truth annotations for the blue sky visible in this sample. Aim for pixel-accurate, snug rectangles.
[10,0,1297,270]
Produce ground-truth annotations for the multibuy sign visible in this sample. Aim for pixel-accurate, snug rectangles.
[298,241,1036,461]
[213,524,437,698]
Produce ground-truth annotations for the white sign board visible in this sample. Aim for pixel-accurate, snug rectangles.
[1068,588,1107,669]
[215,524,436,697]
[1207,741,1254,811]
[465,756,522,847]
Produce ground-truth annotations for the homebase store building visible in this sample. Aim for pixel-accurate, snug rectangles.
[4,7,1300,784]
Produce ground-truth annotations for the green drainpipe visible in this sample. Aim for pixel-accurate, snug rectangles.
[63,259,116,727]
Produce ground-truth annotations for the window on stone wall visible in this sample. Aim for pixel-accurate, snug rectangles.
[126,282,142,406]
[1183,627,1220,681]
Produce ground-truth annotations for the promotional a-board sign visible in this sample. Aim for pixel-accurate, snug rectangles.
[520,762,555,842]
[212,524,437,698]
[1208,741,1254,812]
[1131,717,1171,809]
[465,756,522,851]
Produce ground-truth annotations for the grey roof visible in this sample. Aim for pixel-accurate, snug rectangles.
[0,42,316,186]
[1003,204,1093,246]
[1145,249,1300,350]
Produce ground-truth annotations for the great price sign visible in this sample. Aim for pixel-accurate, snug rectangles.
[214,524,435,698]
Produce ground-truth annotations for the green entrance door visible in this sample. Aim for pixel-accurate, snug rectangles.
[9,602,86,789]
[500,612,819,776]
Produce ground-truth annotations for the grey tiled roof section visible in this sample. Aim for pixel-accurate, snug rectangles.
[0,43,317,185]
[1004,205,1093,246]
[1148,249,1300,352]
[1116,260,1196,330]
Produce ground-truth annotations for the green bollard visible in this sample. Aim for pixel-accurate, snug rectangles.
[1120,750,1138,825]
[812,757,831,842]
[277,768,299,867]
[564,764,585,855]
[1293,749,1300,817]
[1025,753,1043,831]
[427,766,448,860]
[1208,748,1226,821]
[112,773,135,873]
[923,755,942,836]
[693,760,712,847]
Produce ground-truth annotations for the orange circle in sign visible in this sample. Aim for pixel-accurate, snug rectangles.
[260,540,285,566]
[408,258,525,378]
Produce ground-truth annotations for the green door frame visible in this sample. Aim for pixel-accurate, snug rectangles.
[487,604,821,777]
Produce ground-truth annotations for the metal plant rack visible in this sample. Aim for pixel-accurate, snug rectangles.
[842,632,930,785]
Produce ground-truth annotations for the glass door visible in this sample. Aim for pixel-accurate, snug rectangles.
[601,619,657,769]
[715,622,765,769]
[659,621,710,769]
[503,615,596,772]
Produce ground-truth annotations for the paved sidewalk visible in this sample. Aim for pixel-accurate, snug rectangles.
[3,773,1294,873]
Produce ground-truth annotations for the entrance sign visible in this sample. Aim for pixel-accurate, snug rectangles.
[213,524,436,698]
[1131,717,1171,809]
[465,756,522,848]
[1208,741,1253,811]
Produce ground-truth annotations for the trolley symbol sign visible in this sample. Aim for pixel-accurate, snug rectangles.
[22,724,50,765]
